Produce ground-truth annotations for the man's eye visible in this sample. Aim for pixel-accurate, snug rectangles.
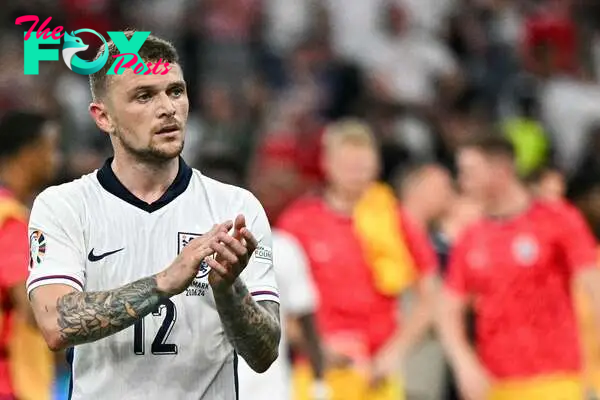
[137,93,151,101]
[171,87,185,98]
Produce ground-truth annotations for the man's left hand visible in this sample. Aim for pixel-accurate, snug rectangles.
[207,214,257,292]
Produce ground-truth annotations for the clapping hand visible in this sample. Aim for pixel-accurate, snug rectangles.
[159,222,232,296]
[206,215,257,293]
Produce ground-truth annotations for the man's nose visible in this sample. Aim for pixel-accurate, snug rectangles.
[156,92,176,117]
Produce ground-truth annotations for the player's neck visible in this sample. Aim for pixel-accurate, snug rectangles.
[485,182,532,219]
[111,155,180,204]
[0,163,34,204]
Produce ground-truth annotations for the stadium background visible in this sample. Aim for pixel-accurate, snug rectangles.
[1,0,600,399]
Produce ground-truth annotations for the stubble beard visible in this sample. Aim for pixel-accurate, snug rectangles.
[116,128,185,165]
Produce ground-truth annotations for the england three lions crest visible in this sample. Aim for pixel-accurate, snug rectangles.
[512,234,539,267]
[178,232,210,279]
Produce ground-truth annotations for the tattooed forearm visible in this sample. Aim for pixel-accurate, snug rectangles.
[56,276,164,347]
[213,279,281,372]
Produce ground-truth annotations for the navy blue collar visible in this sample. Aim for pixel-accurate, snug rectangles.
[97,157,192,213]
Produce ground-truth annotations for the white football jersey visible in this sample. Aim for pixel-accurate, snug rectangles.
[26,158,279,400]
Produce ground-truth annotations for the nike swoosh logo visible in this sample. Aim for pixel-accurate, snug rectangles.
[88,248,124,262]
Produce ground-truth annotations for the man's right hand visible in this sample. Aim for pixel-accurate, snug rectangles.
[456,356,493,400]
[157,221,233,296]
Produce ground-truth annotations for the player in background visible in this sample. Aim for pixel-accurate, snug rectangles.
[26,32,280,400]
[237,229,328,400]
[0,111,60,400]
[432,192,482,400]
[394,162,462,400]
[394,162,455,230]
[438,135,600,400]
[278,119,437,400]
[526,166,566,202]
[527,166,600,399]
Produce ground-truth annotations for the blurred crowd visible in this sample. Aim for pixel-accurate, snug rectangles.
[2,0,600,399]
[2,0,600,231]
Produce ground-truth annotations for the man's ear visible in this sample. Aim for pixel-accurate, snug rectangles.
[89,101,113,134]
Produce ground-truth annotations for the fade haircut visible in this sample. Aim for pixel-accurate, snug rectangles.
[89,30,180,101]
[460,134,516,162]
[322,118,378,154]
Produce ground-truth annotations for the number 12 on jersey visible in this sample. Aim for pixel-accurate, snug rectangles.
[133,298,178,355]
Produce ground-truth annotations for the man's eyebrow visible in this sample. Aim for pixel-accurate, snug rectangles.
[128,85,156,95]
[167,80,186,88]
[128,80,186,94]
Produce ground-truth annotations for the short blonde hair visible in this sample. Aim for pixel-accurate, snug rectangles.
[322,118,378,154]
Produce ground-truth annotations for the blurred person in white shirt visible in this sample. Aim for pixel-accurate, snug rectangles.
[323,0,388,65]
[398,0,456,37]
[238,229,328,400]
[367,2,461,108]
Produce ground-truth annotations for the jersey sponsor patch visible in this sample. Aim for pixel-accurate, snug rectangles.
[253,245,272,264]
[29,230,46,270]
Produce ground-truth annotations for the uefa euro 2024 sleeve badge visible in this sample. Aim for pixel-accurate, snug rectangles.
[29,230,46,270]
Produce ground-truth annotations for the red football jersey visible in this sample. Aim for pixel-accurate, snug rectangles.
[445,200,597,379]
[278,195,436,356]
[0,188,29,395]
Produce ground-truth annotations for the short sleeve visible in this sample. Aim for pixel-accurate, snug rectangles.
[26,189,86,296]
[444,233,471,298]
[0,218,30,290]
[555,202,598,273]
[239,192,280,304]
[272,230,317,315]
[399,210,437,277]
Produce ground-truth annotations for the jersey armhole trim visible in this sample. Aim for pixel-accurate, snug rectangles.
[251,289,280,304]
[27,275,84,297]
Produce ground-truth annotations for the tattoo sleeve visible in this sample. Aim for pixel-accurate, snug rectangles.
[213,279,281,372]
[56,276,164,347]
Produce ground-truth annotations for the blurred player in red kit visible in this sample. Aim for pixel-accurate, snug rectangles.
[279,119,437,400]
[438,135,600,400]
[0,111,60,400]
